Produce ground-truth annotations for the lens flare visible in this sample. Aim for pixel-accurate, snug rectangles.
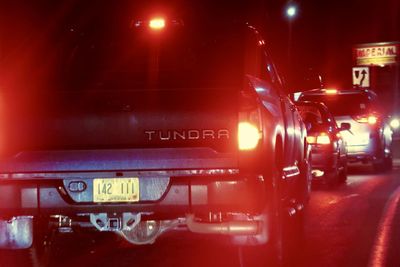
[149,18,165,30]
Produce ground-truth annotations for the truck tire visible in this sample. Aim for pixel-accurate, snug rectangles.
[272,151,307,266]
[241,144,306,267]
[238,144,283,266]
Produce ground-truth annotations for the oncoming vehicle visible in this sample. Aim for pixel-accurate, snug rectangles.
[299,89,393,172]
[296,101,350,186]
[0,4,310,266]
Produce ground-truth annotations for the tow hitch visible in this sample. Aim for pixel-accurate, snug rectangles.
[88,212,266,245]
[90,213,184,245]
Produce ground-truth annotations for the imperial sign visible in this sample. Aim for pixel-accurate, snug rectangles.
[353,42,400,66]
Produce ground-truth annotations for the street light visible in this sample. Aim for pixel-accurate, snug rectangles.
[285,3,298,67]
[286,5,297,18]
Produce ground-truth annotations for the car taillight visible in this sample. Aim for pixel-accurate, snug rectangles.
[238,122,261,150]
[133,18,183,30]
[238,89,262,151]
[324,88,338,94]
[390,118,400,129]
[354,115,378,125]
[307,133,331,145]
[367,116,377,124]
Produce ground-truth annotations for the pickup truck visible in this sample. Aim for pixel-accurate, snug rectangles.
[0,8,310,266]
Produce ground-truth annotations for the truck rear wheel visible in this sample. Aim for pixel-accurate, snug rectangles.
[240,144,306,267]
[271,155,306,266]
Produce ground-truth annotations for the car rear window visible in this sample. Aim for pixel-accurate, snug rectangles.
[299,94,372,116]
[296,105,325,123]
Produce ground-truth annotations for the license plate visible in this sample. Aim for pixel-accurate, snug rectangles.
[93,178,139,203]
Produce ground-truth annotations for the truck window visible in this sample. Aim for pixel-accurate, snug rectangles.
[51,23,257,91]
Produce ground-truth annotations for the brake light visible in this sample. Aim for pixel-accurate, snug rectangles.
[390,118,400,129]
[238,122,261,150]
[149,18,166,30]
[367,116,377,124]
[238,90,262,151]
[306,133,331,145]
[354,115,378,125]
[325,89,338,94]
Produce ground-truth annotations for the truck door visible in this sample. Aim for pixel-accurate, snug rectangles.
[279,94,297,168]
[244,29,298,170]
[262,53,297,169]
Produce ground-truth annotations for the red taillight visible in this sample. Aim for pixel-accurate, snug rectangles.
[238,122,261,150]
[238,89,262,151]
[325,89,338,94]
[367,116,377,124]
[307,133,331,145]
[354,115,378,125]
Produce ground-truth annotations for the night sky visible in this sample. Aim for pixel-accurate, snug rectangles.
[262,0,400,88]
[0,0,399,90]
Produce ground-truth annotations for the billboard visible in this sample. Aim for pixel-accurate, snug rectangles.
[353,42,400,66]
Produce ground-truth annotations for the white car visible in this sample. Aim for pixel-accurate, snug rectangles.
[299,88,393,172]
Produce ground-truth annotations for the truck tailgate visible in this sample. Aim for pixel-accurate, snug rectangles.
[0,89,239,171]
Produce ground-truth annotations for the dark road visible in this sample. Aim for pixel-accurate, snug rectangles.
[302,161,400,267]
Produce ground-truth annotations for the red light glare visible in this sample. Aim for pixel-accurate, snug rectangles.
[307,133,331,145]
[325,89,338,94]
[368,116,377,124]
[355,115,378,124]
[149,18,165,30]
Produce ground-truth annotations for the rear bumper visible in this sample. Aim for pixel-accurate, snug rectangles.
[310,150,338,171]
[310,149,338,182]
[0,171,266,219]
[0,148,284,248]
[346,138,380,162]
[0,148,268,219]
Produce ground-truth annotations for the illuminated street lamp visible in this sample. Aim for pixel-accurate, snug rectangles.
[285,2,298,66]
[286,5,297,18]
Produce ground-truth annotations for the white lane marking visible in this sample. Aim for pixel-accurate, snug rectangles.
[343,193,360,199]
[368,185,400,267]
